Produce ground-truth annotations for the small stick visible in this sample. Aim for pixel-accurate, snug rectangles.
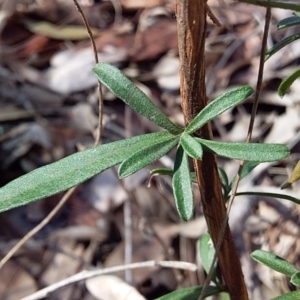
[21,260,197,300]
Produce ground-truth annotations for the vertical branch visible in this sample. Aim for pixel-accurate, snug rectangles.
[176,1,248,299]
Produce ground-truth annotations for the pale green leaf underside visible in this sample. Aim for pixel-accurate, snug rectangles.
[180,132,203,159]
[93,63,183,135]
[119,136,179,178]
[199,233,216,275]
[173,146,194,221]
[0,131,174,213]
[155,285,222,300]
[185,86,253,134]
[251,250,299,277]
[197,138,289,162]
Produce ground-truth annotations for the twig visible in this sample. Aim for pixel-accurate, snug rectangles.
[72,0,104,145]
[21,260,197,300]
[0,187,76,270]
[200,7,272,299]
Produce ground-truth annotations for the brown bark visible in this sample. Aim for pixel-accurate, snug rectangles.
[176,1,249,299]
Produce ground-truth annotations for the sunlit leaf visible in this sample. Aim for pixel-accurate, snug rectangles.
[155,285,222,300]
[180,132,203,159]
[278,68,300,98]
[173,146,194,221]
[197,138,289,162]
[185,86,253,134]
[265,33,300,61]
[93,63,183,135]
[277,16,300,30]
[281,160,300,189]
[251,250,299,277]
[119,136,179,178]
[0,131,173,213]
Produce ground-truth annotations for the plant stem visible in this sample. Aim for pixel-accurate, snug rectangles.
[176,1,248,299]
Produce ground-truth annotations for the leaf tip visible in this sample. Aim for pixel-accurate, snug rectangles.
[281,181,291,190]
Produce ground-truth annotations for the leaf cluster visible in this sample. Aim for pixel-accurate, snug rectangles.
[0,63,289,221]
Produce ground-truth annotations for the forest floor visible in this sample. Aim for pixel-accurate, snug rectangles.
[1,1,300,299]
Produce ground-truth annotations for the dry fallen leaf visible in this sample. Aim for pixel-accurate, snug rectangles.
[86,275,146,300]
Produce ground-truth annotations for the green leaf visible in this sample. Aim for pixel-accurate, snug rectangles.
[180,132,203,159]
[199,234,217,275]
[0,131,173,213]
[119,136,179,178]
[196,138,289,162]
[185,86,253,134]
[278,68,300,98]
[271,291,300,300]
[218,167,229,189]
[93,63,183,135]
[265,33,300,61]
[237,0,300,12]
[229,161,260,190]
[173,146,194,221]
[277,16,300,30]
[251,250,299,277]
[155,285,222,300]
[236,191,300,206]
[240,161,261,180]
[291,272,300,287]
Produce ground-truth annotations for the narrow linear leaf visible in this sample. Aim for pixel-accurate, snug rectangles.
[251,250,299,277]
[0,131,173,213]
[180,132,203,159]
[236,191,300,206]
[237,0,300,12]
[265,33,300,61]
[150,168,174,177]
[197,138,289,162]
[218,167,229,189]
[271,291,300,300]
[173,146,194,221]
[277,16,300,30]
[185,86,253,134]
[291,272,300,287]
[278,68,300,98]
[93,63,183,135]
[119,136,179,178]
[150,168,198,183]
[155,285,222,300]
